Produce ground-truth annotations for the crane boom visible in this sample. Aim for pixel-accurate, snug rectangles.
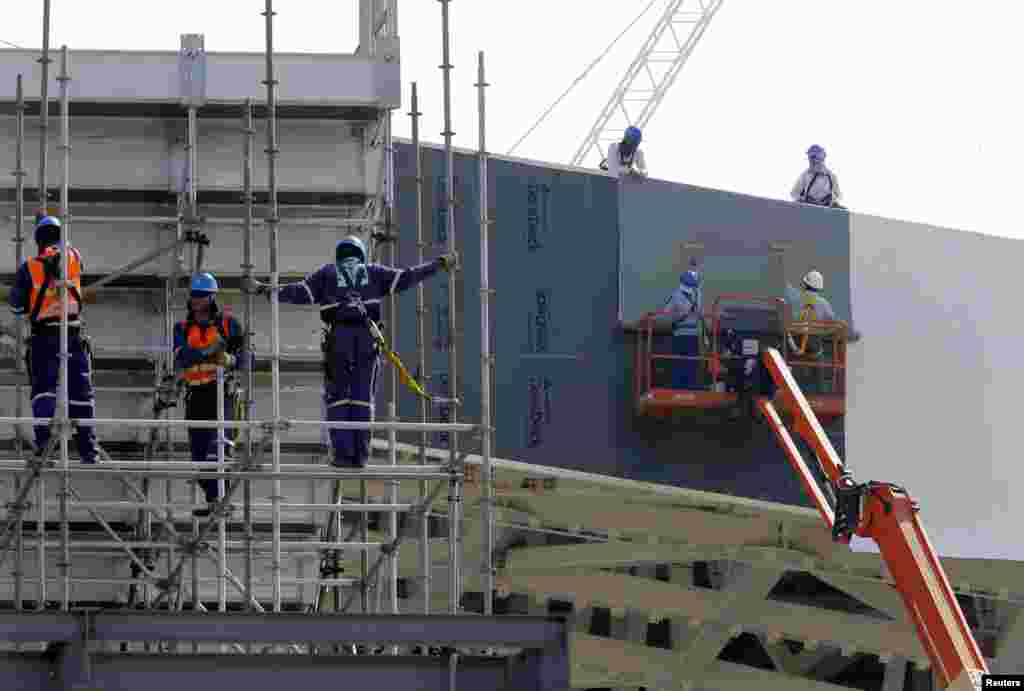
[569,0,725,168]
[757,347,987,691]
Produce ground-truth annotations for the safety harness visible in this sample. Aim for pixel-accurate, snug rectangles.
[800,171,835,206]
[24,246,90,387]
[331,267,434,403]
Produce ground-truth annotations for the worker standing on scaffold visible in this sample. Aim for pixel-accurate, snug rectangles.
[248,236,455,468]
[7,214,98,464]
[173,273,247,517]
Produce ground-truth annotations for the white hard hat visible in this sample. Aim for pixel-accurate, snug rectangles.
[802,270,824,292]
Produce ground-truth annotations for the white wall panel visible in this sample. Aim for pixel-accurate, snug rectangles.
[848,214,1023,560]
[0,48,401,108]
[0,116,371,195]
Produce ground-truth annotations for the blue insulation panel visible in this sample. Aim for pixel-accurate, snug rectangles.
[390,143,850,508]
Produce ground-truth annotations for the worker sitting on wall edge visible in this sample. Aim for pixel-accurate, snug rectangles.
[7,214,99,463]
[248,235,455,469]
[791,144,844,208]
[603,126,648,179]
[174,272,248,518]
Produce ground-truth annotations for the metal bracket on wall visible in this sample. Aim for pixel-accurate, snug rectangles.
[178,34,208,108]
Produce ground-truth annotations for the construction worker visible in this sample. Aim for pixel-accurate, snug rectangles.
[173,272,247,517]
[791,144,843,208]
[7,215,98,463]
[605,126,648,179]
[785,269,836,394]
[249,236,455,468]
[662,263,703,390]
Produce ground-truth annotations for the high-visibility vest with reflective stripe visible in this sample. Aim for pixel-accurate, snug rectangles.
[28,246,83,322]
[180,317,231,386]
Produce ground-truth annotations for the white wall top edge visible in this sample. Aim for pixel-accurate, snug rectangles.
[0,49,400,108]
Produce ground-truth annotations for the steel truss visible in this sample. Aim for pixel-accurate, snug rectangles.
[0,0,499,669]
[570,0,726,168]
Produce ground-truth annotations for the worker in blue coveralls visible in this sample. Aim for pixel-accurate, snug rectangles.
[661,262,703,390]
[7,215,98,463]
[173,273,247,517]
[248,236,455,468]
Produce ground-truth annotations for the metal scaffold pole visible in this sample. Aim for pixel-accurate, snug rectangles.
[439,0,461,616]
[262,0,283,614]
[475,50,495,617]
[57,44,72,612]
[241,98,256,623]
[36,0,53,614]
[37,0,52,209]
[12,74,26,618]
[409,81,430,615]
[384,109,399,625]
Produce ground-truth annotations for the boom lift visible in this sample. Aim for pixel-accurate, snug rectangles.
[757,347,987,691]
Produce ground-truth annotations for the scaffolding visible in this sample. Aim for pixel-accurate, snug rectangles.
[0,0,496,661]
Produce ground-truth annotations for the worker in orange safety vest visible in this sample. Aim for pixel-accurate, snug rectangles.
[7,215,98,463]
[173,272,248,517]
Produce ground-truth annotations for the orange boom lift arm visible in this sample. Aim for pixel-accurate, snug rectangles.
[757,348,987,691]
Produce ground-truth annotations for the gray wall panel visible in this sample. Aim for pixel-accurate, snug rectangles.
[848,214,1021,560]
[389,144,851,508]
[618,178,852,327]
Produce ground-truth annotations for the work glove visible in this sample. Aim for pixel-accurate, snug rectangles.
[243,277,273,300]
[438,253,458,272]
[211,351,234,368]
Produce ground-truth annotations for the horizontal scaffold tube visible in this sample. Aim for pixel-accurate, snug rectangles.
[2,216,376,227]
[0,467,455,481]
[29,500,416,513]
[0,416,477,433]
[0,540,386,552]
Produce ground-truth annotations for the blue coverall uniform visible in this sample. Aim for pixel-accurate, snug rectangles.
[7,245,97,462]
[278,258,445,467]
[173,311,246,502]
[663,279,703,390]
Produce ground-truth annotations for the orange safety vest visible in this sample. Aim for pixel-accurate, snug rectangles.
[27,245,83,322]
[180,316,232,386]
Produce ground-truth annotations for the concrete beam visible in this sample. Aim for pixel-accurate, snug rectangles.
[883,656,908,691]
[573,632,853,691]
[680,563,784,684]
[499,569,929,664]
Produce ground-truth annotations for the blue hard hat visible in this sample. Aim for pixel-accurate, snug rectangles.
[336,236,367,263]
[624,126,642,143]
[34,216,62,247]
[680,270,700,288]
[190,272,218,295]
[807,144,826,159]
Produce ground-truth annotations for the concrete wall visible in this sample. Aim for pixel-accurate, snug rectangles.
[847,214,1024,560]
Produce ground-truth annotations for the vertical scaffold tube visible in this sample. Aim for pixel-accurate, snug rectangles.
[263,0,283,614]
[476,50,494,617]
[384,109,399,622]
[186,107,200,273]
[409,82,430,614]
[57,45,71,612]
[241,99,256,623]
[12,74,26,617]
[37,0,52,210]
[36,1,53,614]
[439,0,461,615]
[216,366,227,623]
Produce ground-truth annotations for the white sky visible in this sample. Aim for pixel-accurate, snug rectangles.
[4,0,1022,239]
